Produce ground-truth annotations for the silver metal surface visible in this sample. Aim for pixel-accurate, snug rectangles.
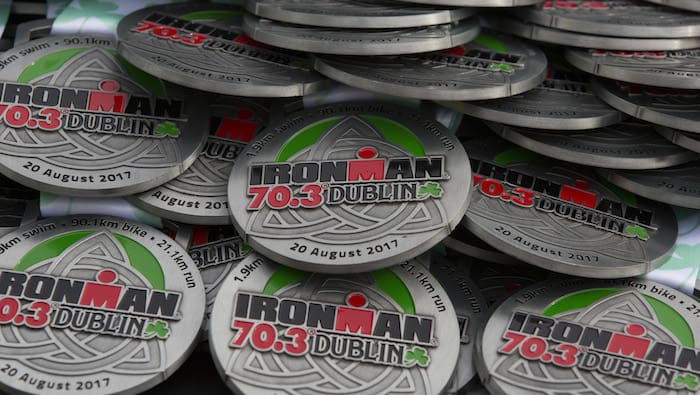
[439,64,621,130]
[463,136,677,278]
[131,97,272,225]
[0,35,209,196]
[242,13,481,55]
[644,0,700,12]
[566,48,700,89]
[517,0,700,38]
[228,102,471,273]
[13,18,53,46]
[592,77,700,134]
[0,215,205,395]
[487,121,698,169]
[476,278,700,395]
[246,0,475,28]
[396,0,541,6]
[209,253,460,395]
[599,163,700,209]
[658,126,700,153]
[492,17,700,50]
[314,31,545,101]
[117,3,327,97]
[428,253,488,394]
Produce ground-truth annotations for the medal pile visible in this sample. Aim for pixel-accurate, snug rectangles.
[0,1,699,394]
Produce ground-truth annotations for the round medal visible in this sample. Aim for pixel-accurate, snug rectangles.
[210,253,460,395]
[229,102,471,273]
[0,215,205,395]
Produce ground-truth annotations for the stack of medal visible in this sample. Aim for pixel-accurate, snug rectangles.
[435,1,700,394]
[0,1,471,394]
[115,2,508,395]
[0,1,696,395]
[0,2,215,394]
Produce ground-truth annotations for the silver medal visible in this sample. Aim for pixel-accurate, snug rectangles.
[463,135,677,278]
[228,102,471,273]
[643,0,700,12]
[517,0,700,38]
[245,0,475,28]
[0,35,209,197]
[314,31,546,101]
[487,121,698,169]
[477,278,700,395]
[0,215,205,395]
[658,126,700,153]
[242,13,481,55]
[117,3,327,97]
[209,253,461,395]
[491,17,700,50]
[440,59,621,130]
[566,48,700,89]
[592,77,700,134]
[599,163,700,209]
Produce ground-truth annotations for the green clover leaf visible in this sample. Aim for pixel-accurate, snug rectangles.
[625,225,649,240]
[674,373,698,390]
[405,347,430,367]
[155,121,180,137]
[489,63,513,72]
[145,320,170,339]
[418,182,443,199]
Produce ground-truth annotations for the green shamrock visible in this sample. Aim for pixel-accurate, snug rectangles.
[418,182,443,199]
[674,373,698,390]
[405,347,430,367]
[155,121,180,137]
[624,225,649,240]
[489,63,513,72]
[53,0,120,32]
[145,320,170,339]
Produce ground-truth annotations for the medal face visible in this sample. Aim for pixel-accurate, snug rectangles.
[0,35,209,196]
[228,102,471,273]
[477,278,700,395]
[463,137,677,278]
[117,3,327,97]
[209,254,460,395]
[0,216,205,395]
